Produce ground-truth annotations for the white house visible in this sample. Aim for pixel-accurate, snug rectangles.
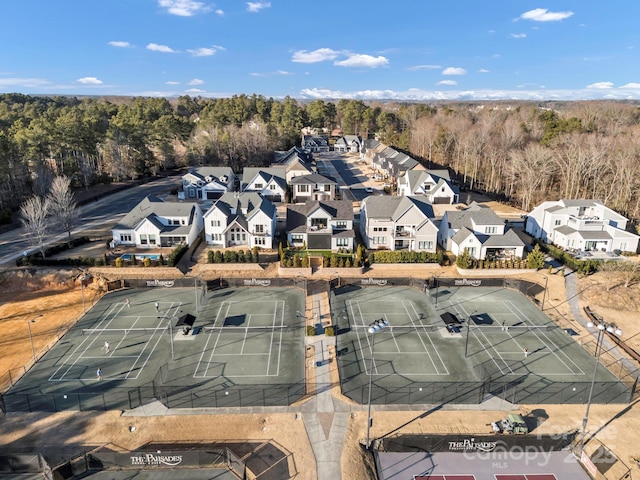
[525,199,639,253]
[290,173,339,203]
[203,192,277,249]
[397,169,459,204]
[360,196,438,251]
[112,195,203,248]
[439,202,526,260]
[241,167,288,203]
[286,200,355,252]
[180,166,235,200]
[334,135,362,153]
[302,135,330,153]
[272,146,316,182]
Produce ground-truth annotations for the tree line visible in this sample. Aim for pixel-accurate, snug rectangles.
[2,93,640,226]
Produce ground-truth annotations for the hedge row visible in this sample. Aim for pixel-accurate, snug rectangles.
[17,237,93,266]
[536,241,598,275]
[367,250,444,264]
[208,247,260,264]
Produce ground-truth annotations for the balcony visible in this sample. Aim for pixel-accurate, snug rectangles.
[567,216,606,231]
[394,229,414,238]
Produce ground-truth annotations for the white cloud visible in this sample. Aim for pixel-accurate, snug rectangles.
[334,54,389,68]
[437,80,457,86]
[510,33,527,39]
[215,9,224,15]
[292,48,340,63]
[406,64,441,71]
[275,70,292,75]
[147,43,176,53]
[250,72,265,77]
[621,83,640,88]
[246,1,271,13]
[188,45,224,57]
[478,68,490,73]
[185,88,206,93]
[442,67,467,76]
[251,70,293,77]
[158,0,210,16]
[76,77,103,85]
[188,78,204,85]
[586,81,614,89]
[165,81,180,85]
[108,41,131,48]
[519,8,574,22]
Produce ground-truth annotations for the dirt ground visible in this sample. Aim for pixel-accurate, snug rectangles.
[1,266,639,479]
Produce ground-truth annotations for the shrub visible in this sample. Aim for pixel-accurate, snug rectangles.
[456,249,473,269]
[115,257,123,268]
[527,244,546,269]
[143,257,151,267]
[324,326,335,336]
[306,325,316,336]
[252,246,260,263]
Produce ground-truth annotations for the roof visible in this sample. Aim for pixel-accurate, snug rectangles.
[114,195,199,230]
[242,167,286,184]
[186,166,233,180]
[445,203,503,229]
[209,192,276,219]
[286,200,353,231]
[482,228,526,247]
[362,196,434,221]
[578,230,612,240]
[290,173,337,185]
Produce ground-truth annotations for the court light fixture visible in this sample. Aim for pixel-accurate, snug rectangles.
[366,318,390,449]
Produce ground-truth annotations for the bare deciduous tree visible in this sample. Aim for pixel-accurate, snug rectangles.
[20,195,51,258]
[49,176,77,239]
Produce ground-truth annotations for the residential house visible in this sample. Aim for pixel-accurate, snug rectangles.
[439,202,526,260]
[241,167,287,203]
[525,199,639,253]
[302,135,330,153]
[111,195,203,248]
[360,196,438,251]
[180,167,235,200]
[272,146,317,182]
[290,173,339,203]
[286,200,355,251]
[397,169,459,204]
[365,142,424,183]
[334,135,362,153]
[203,192,277,249]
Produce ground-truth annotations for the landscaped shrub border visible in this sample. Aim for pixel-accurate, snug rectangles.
[367,250,444,265]
[535,240,599,275]
[279,248,356,268]
[208,247,260,264]
[16,236,96,266]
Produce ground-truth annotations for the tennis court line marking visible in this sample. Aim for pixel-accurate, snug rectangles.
[194,300,285,378]
[455,304,514,375]
[405,301,449,375]
[349,299,449,376]
[503,300,585,376]
[124,327,165,380]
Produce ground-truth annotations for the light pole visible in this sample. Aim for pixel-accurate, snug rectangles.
[366,318,390,449]
[540,275,548,311]
[578,320,622,457]
[27,314,43,363]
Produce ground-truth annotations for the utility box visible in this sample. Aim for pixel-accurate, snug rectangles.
[507,413,528,434]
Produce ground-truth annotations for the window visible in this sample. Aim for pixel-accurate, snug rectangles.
[373,227,388,232]
[324,184,331,192]
[371,236,387,245]
[269,184,276,190]
[291,234,303,242]
[212,234,222,241]
[211,220,221,227]
[298,184,309,193]
[140,234,148,245]
[485,226,497,234]
[336,238,349,246]
[467,247,476,256]
[255,224,264,233]
[620,242,627,251]
[554,219,561,226]
[335,221,347,229]
[149,236,156,245]
[255,237,265,245]
[254,183,263,189]
[120,234,132,242]
[418,241,433,249]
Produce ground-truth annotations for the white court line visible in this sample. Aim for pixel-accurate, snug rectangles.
[402,301,438,373]
[203,302,231,377]
[406,301,450,375]
[455,303,513,375]
[503,300,585,375]
[347,300,375,374]
[125,326,166,380]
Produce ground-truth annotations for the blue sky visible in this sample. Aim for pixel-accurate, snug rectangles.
[1,1,640,100]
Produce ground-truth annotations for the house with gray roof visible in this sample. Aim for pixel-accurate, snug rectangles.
[525,199,639,253]
[272,145,316,181]
[180,166,235,201]
[439,202,525,260]
[241,167,288,202]
[286,200,354,251]
[302,135,330,153]
[111,195,203,248]
[364,142,425,183]
[290,173,339,203]
[203,192,277,249]
[334,135,362,153]
[360,196,438,251]
[397,169,459,204]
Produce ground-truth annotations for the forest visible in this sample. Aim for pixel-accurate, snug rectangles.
[1,93,640,227]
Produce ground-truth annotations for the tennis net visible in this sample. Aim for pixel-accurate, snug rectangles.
[350,324,438,331]
[203,325,291,334]
[82,327,169,336]
[474,324,559,332]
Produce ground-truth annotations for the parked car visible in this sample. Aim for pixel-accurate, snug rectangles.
[365,187,373,193]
